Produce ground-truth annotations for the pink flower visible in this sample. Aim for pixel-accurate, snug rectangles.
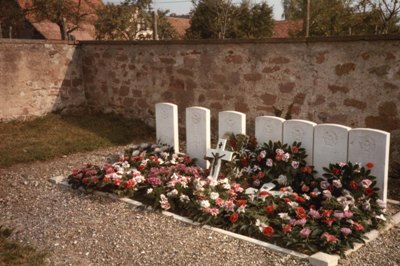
[333,212,344,220]
[294,218,307,226]
[361,179,373,188]
[340,227,352,236]
[300,228,311,238]
[323,218,335,227]
[124,179,137,189]
[322,232,338,243]
[308,209,321,219]
[301,184,310,192]
[332,179,342,188]
[224,200,235,212]
[343,210,353,218]
[113,178,121,186]
[207,208,220,217]
[215,198,224,207]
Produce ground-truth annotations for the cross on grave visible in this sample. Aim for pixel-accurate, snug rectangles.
[206,139,234,181]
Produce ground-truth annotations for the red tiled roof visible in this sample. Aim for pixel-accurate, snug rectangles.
[272,19,303,38]
[167,17,190,39]
[16,0,102,40]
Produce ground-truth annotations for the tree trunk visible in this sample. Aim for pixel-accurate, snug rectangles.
[58,18,67,40]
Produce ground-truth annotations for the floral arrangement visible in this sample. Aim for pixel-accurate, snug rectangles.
[67,135,386,256]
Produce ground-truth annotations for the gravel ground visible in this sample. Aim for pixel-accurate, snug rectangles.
[1,145,400,266]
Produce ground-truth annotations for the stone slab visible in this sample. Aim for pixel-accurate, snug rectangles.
[283,119,316,166]
[313,124,351,177]
[218,111,246,139]
[309,252,339,266]
[155,102,179,153]
[186,106,211,169]
[255,116,285,145]
[348,128,390,202]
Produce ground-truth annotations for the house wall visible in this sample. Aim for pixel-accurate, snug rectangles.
[0,39,85,121]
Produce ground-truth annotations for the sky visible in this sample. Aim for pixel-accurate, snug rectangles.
[104,0,284,20]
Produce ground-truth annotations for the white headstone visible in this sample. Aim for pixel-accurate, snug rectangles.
[283,119,316,165]
[348,128,390,202]
[313,124,351,177]
[186,106,211,169]
[255,116,285,145]
[155,103,179,153]
[206,139,234,180]
[218,111,246,139]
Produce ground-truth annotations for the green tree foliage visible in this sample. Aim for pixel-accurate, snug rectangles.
[28,0,96,40]
[281,0,400,36]
[186,0,274,39]
[95,0,178,40]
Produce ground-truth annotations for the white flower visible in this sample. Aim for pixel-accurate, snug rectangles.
[302,193,310,200]
[200,200,210,209]
[237,205,246,214]
[135,175,145,183]
[167,189,179,198]
[282,153,290,162]
[131,150,140,156]
[220,178,229,184]
[179,194,190,203]
[339,162,347,167]
[276,175,287,185]
[259,150,267,159]
[222,183,231,190]
[278,212,290,220]
[332,179,342,188]
[287,201,299,208]
[147,188,153,194]
[276,149,284,155]
[266,159,273,167]
[122,161,130,168]
[210,192,220,200]
[291,161,299,169]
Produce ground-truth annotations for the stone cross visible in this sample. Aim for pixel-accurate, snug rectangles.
[206,139,234,180]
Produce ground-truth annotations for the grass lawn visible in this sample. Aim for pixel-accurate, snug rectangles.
[0,113,155,167]
[0,227,47,266]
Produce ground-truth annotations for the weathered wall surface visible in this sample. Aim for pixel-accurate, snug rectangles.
[81,37,400,136]
[0,39,85,121]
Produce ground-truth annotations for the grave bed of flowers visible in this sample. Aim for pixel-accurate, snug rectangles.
[67,134,386,257]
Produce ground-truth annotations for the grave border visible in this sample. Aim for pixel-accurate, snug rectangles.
[51,175,400,266]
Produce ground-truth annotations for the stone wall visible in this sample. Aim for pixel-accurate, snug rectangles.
[0,39,85,121]
[81,37,400,137]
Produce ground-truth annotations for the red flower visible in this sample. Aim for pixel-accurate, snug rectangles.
[240,157,250,167]
[322,209,333,217]
[282,224,292,234]
[263,226,274,237]
[284,198,291,203]
[230,213,239,223]
[366,162,374,169]
[323,218,335,227]
[349,180,358,190]
[310,192,318,198]
[275,154,283,161]
[265,205,274,213]
[257,171,265,178]
[92,177,99,183]
[235,199,247,207]
[124,179,136,189]
[296,196,306,203]
[365,187,374,196]
[138,165,146,171]
[332,168,341,176]
[353,222,364,231]
[291,146,299,153]
[258,191,271,197]
[301,166,313,174]
[295,207,307,219]
[114,178,121,186]
[103,177,110,183]
[82,177,90,184]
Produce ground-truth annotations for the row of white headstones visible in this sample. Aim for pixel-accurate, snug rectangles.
[155,102,390,202]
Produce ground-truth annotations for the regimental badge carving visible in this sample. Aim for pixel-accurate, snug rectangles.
[191,111,201,124]
[159,106,169,119]
[291,126,305,142]
[264,123,272,133]
[226,117,235,130]
[359,136,375,152]
[323,131,338,147]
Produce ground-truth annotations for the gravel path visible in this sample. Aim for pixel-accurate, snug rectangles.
[1,145,399,266]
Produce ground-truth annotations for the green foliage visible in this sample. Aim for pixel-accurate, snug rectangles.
[28,0,96,40]
[186,0,274,39]
[282,0,400,36]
